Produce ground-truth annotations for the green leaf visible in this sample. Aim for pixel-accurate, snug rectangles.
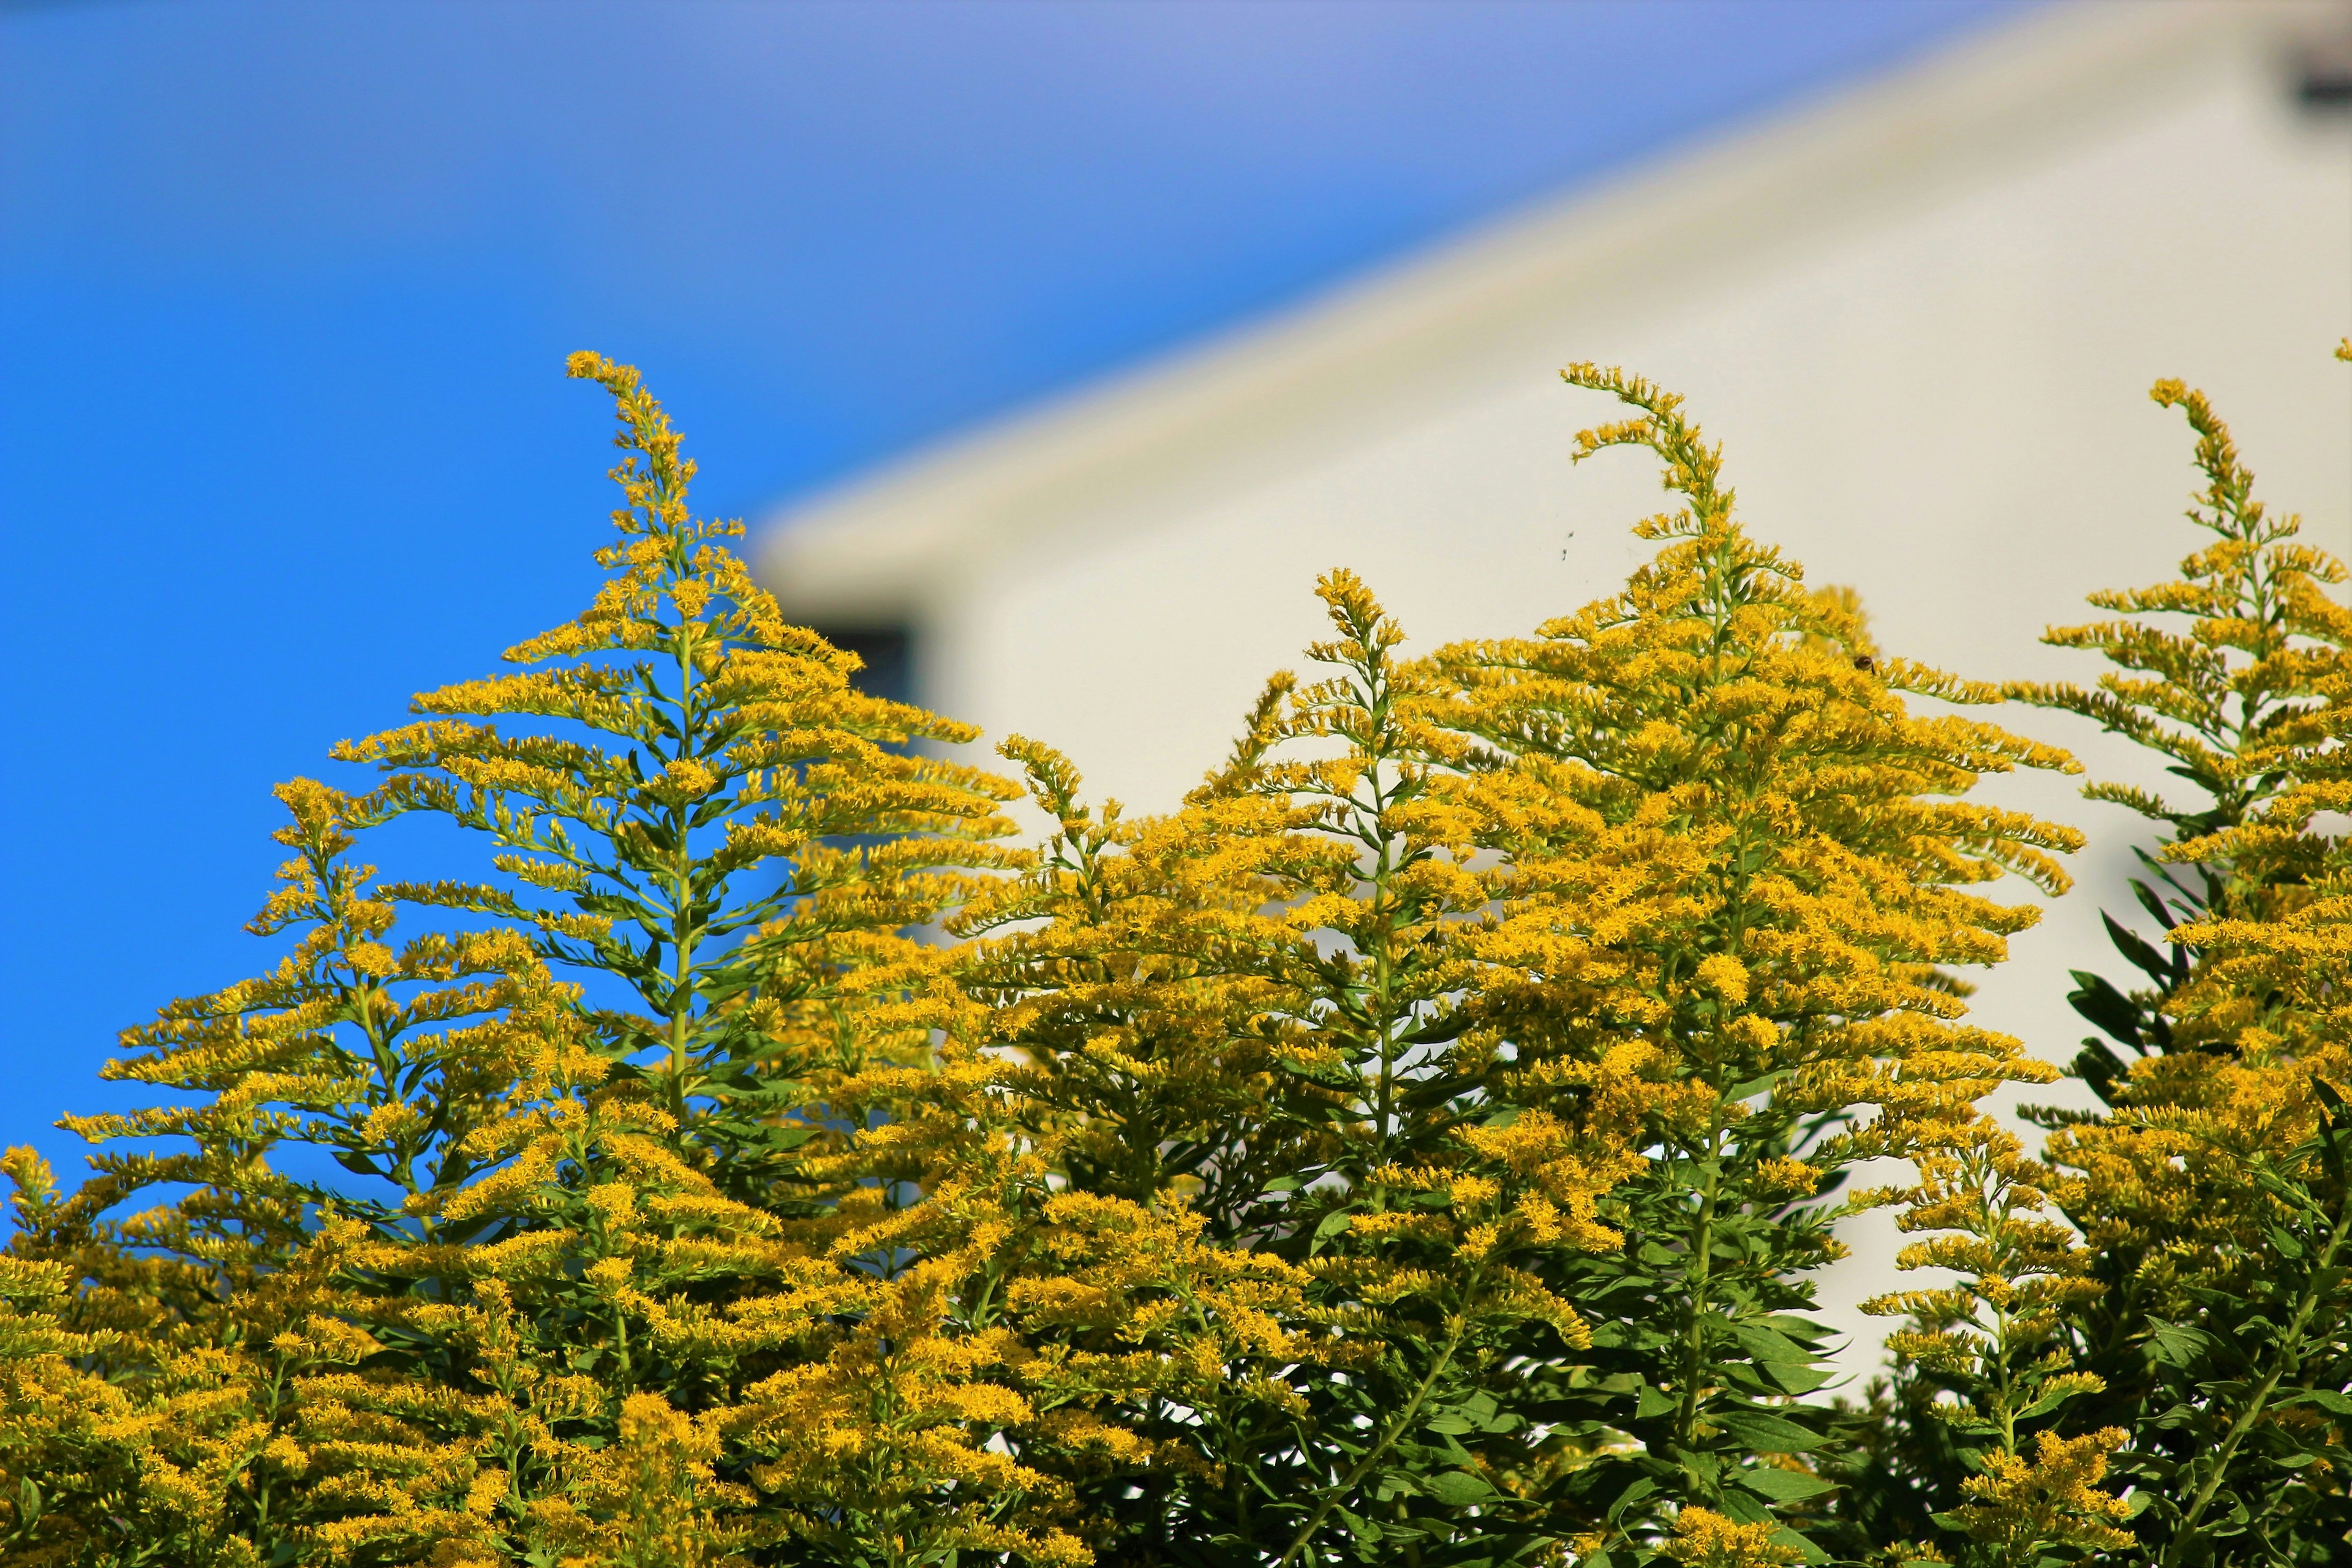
[1773,1525,1828,1565]
[2130,876,2183,933]
[1607,1477,1657,1523]
[2282,1389,2352,1416]
[1712,1411,1822,1453]
[2102,912,2176,989]
[1732,1466,1837,1502]
[1731,1323,1804,1361]
[1762,1361,1833,1396]
[2018,1380,2098,1421]
[1423,1470,1497,1507]
[2066,970,2143,1049]
[2148,1319,2217,1368]
[1311,1210,1354,1253]
[1726,1069,1789,1101]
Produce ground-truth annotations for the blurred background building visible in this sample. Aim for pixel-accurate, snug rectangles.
[761,0,2350,807]
[758,0,2352,1365]
[760,0,2350,1033]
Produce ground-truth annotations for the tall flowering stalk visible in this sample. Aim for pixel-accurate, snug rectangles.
[0,358,1084,1568]
[1855,342,2352,1566]
[2048,345,2352,1566]
[1433,365,2079,1565]
[335,352,1024,1190]
[959,577,1647,1565]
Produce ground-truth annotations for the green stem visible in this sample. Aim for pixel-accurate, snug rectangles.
[1371,804,1398,1168]
[1675,1123,1724,1462]
[667,613,698,1127]
[2160,1177,2352,1565]
[1361,657,1400,1171]
[1276,1295,1475,1567]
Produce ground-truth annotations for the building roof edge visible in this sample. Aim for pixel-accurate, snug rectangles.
[755,0,2317,622]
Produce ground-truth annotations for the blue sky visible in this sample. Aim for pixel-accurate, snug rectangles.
[0,0,2030,1184]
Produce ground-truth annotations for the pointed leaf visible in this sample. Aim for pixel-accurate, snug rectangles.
[1732,1466,1837,1502]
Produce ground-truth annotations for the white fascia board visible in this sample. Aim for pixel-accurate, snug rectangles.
[754,0,2326,626]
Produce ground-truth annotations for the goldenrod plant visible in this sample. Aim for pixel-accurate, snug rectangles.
[0,780,586,1564]
[5,346,2348,1567]
[0,357,1076,1567]
[964,366,2076,1566]
[1427,366,2078,1566]
[1848,344,2352,1566]
[958,579,1651,1565]
[2038,347,2352,1566]
[336,352,1025,1188]
[2015,368,2352,1102]
[1843,1121,2131,1568]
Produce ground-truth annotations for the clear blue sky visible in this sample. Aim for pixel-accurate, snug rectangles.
[0,0,2030,1183]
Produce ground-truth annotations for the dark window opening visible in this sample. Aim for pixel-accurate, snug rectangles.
[815,625,915,707]
[2294,34,2352,112]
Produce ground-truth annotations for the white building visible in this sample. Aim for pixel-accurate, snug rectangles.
[761,0,2352,1370]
